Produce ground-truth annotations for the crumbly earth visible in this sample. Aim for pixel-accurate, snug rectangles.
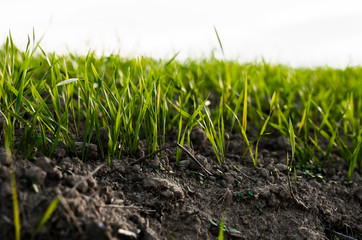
[0,127,361,240]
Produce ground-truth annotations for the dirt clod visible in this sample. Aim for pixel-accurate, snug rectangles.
[75,142,98,160]
[24,165,47,185]
[275,163,288,172]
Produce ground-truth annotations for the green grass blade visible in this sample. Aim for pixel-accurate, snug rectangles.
[225,104,255,164]
[242,74,248,132]
[56,78,79,87]
[288,117,296,165]
[214,26,224,58]
[218,215,225,240]
[10,167,20,240]
[347,140,361,183]
[32,197,60,239]
[230,90,244,132]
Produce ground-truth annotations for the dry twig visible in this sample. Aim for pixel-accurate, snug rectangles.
[131,141,213,176]
[287,173,308,210]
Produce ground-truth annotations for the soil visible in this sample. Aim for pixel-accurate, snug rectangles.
[0,126,361,240]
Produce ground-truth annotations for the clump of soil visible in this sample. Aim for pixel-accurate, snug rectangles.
[0,129,361,240]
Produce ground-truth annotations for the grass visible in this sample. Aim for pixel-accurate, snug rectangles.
[1,34,362,176]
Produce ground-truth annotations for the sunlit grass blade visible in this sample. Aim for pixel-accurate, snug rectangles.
[32,197,60,239]
[203,106,222,163]
[214,26,225,58]
[218,214,225,240]
[254,92,276,164]
[176,108,183,164]
[242,74,248,132]
[347,139,361,183]
[4,112,20,240]
[174,97,208,163]
[288,117,296,168]
[230,89,244,132]
[56,78,79,87]
[225,104,255,164]
[10,167,20,240]
[324,127,338,164]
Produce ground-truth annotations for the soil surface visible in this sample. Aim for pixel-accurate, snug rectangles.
[0,127,361,240]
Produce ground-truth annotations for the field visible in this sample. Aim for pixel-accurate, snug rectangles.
[0,35,361,239]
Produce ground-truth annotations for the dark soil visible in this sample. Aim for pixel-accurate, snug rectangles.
[0,127,361,240]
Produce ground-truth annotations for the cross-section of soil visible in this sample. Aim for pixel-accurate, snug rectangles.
[0,130,361,240]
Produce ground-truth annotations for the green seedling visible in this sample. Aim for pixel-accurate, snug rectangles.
[218,214,225,240]
[255,203,263,212]
[118,173,126,181]
[202,102,225,164]
[209,218,241,237]
[288,117,296,172]
[186,186,194,193]
[347,139,361,183]
[56,166,73,175]
[234,193,249,201]
[150,164,159,173]
[3,97,20,240]
[171,96,207,164]
[10,168,20,240]
[225,104,255,164]
[32,197,60,240]
[190,171,204,184]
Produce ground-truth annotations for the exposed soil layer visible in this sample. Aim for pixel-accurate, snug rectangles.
[0,128,361,240]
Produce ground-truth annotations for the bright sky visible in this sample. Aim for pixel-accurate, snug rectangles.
[2,0,362,68]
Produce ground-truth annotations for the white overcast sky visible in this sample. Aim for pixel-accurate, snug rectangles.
[2,0,362,68]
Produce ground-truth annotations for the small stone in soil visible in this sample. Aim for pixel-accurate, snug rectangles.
[87,176,98,189]
[259,168,270,178]
[308,179,322,189]
[144,177,184,199]
[178,159,191,168]
[161,189,174,198]
[275,163,288,172]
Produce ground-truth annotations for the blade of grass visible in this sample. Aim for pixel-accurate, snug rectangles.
[10,166,20,240]
[243,74,248,132]
[347,139,361,183]
[4,112,20,240]
[56,78,79,87]
[32,197,60,239]
[218,214,225,240]
[288,117,296,172]
[225,104,255,164]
